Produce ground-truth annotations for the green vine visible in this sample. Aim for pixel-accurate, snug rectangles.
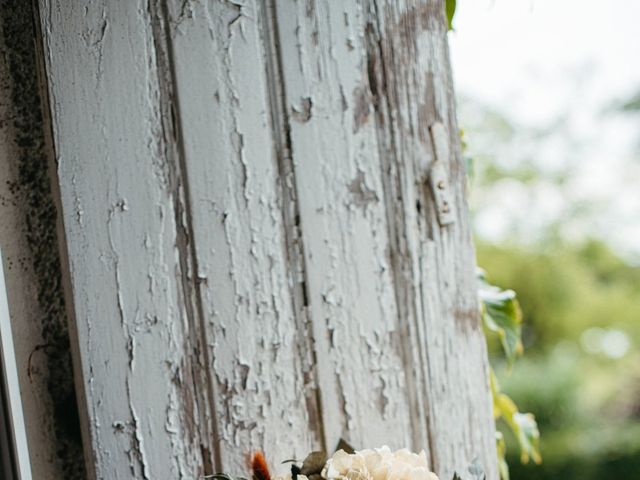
[478,270,542,479]
[460,124,541,478]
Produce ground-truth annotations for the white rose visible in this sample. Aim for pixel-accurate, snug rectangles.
[322,447,438,480]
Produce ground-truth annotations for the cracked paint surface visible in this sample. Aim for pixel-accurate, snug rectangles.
[37,1,497,479]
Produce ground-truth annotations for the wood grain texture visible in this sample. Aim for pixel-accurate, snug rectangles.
[272,0,419,453]
[362,3,498,478]
[38,0,497,479]
[38,2,211,478]
[163,0,323,472]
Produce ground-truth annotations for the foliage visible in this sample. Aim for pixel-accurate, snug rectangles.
[478,270,523,367]
[445,0,456,31]
[506,423,640,480]
[477,241,640,480]
[464,115,541,478]
[497,351,580,430]
[495,432,509,480]
[477,240,640,351]
[458,38,640,476]
[478,271,541,479]
[491,370,541,465]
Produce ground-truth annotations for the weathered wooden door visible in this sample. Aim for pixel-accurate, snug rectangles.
[4,1,496,479]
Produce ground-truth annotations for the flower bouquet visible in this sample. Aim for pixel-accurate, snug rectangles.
[207,443,485,480]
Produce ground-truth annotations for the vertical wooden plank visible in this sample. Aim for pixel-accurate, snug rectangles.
[271,0,422,453]
[364,1,498,478]
[38,2,213,478]
[163,0,323,471]
[0,2,85,478]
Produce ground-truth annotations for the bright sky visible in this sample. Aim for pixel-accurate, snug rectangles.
[449,0,640,259]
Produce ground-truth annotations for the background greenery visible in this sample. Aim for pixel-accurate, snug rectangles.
[447,2,640,476]
[480,240,640,479]
[464,94,640,478]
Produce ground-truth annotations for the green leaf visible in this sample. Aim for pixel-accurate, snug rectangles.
[445,0,456,31]
[300,451,327,476]
[512,412,542,465]
[478,270,523,366]
[493,390,541,463]
[489,368,500,417]
[335,438,355,454]
[490,368,542,467]
[496,432,510,480]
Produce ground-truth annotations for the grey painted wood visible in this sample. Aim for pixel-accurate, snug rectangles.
[163,0,323,472]
[37,0,497,479]
[363,4,497,478]
[272,0,419,454]
[38,2,211,478]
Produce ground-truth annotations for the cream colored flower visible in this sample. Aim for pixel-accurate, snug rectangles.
[322,447,438,480]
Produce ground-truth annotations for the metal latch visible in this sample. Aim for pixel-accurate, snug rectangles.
[428,122,456,226]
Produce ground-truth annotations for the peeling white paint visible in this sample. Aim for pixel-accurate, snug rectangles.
[37,1,497,479]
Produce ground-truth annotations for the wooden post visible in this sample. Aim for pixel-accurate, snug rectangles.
[36,1,497,479]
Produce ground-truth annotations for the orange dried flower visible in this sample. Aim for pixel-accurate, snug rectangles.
[252,451,271,480]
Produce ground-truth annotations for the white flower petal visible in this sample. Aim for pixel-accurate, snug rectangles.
[322,447,438,480]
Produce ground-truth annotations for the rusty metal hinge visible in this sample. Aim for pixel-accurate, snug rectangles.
[428,122,456,226]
